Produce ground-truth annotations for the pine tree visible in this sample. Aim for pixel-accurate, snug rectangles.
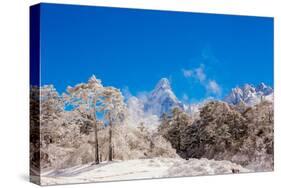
[158,107,192,158]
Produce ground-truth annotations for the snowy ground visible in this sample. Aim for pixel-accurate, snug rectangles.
[40,157,250,185]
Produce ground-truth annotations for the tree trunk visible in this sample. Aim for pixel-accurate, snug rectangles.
[177,114,181,151]
[94,120,99,164]
[108,121,113,161]
[92,101,99,165]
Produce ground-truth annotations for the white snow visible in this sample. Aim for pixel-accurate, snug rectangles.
[40,158,250,185]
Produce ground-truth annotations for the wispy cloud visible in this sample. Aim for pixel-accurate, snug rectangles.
[183,69,193,78]
[182,93,189,102]
[207,80,221,95]
[121,86,132,100]
[182,64,221,97]
[183,64,206,83]
[195,66,206,82]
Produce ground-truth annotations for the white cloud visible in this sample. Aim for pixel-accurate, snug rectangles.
[182,65,206,83]
[194,66,206,82]
[183,69,193,78]
[183,65,206,83]
[182,65,221,97]
[207,80,221,95]
[182,94,189,102]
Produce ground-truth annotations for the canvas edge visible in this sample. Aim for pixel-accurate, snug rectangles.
[30,3,42,186]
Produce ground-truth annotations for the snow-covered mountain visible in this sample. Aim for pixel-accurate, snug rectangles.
[256,82,273,95]
[224,83,273,106]
[125,78,183,127]
[143,78,184,116]
[127,80,273,119]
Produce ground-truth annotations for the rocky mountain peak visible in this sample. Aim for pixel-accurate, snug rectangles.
[255,82,273,95]
[152,78,171,94]
[224,83,273,106]
[144,78,183,116]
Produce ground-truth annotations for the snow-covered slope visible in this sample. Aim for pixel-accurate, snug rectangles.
[40,158,250,185]
[224,83,273,106]
[143,78,184,116]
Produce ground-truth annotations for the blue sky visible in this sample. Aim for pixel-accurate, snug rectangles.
[39,3,273,102]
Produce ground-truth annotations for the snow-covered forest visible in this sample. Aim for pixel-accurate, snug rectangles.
[30,75,274,185]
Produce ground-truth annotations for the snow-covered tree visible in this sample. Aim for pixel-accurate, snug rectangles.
[36,85,65,169]
[158,107,193,158]
[237,100,274,170]
[64,75,105,164]
[102,87,126,161]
